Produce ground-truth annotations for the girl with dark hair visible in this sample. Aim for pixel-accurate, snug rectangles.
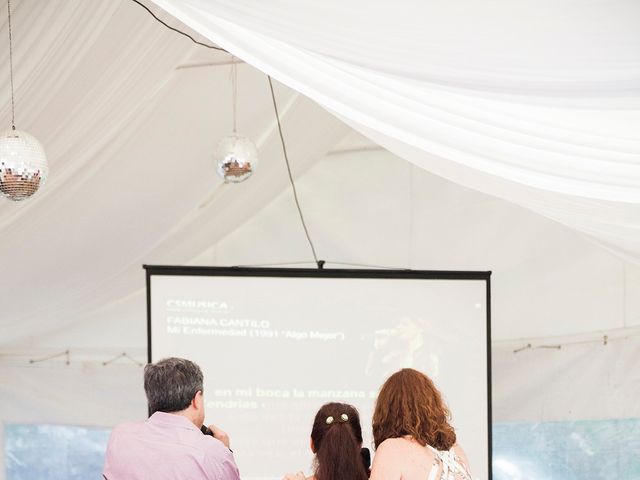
[370,368,473,480]
[283,402,369,480]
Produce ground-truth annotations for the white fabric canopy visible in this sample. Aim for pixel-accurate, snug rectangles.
[0,5,639,474]
[0,0,350,347]
[0,0,636,354]
[151,0,640,261]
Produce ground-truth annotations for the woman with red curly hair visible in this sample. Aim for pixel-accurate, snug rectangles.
[370,369,473,480]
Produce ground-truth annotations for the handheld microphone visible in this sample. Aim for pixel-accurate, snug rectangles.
[202,425,234,453]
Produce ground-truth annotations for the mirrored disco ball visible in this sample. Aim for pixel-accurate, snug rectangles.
[214,134,258,183]
[0,129,48,201]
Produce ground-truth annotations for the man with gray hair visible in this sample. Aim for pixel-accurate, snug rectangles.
[103,357,240,480]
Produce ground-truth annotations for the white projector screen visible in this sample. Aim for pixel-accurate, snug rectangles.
[146,267,491,480]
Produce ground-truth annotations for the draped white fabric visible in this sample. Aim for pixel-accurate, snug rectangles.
[151,0,640,261]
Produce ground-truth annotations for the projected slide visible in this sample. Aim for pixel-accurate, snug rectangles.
[147,268,490,480]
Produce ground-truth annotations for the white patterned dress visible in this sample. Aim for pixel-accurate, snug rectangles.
[426,446,473,480]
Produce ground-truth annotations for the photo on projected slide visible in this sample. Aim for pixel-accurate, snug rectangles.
[148,270,489,480]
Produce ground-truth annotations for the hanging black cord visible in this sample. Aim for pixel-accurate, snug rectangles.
[7,0,16,130]
[129,0,322,266]
[268,76,320,266]
[129,0,227,52]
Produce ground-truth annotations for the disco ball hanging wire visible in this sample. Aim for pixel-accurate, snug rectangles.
[0,0,48,201]
[129,0,321,266]
[214,58,258,183]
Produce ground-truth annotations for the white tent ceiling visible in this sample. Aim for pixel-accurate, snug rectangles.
[0,4,639,478]
[0,0,350,349]
[0,0,638,360]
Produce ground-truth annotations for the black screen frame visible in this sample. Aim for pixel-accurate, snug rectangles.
[144,265,492,479]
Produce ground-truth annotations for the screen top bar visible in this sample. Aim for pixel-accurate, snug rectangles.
[143,265,491,281]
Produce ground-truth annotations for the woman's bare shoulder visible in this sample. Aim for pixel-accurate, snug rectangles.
[371,437,436,480]
[377,436,432,457]
[371,438,412,480]
[377,436,415,451]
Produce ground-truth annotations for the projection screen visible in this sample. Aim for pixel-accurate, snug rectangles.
[146,266,492,480]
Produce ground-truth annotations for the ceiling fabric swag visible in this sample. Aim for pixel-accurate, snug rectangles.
[150,0,640,261]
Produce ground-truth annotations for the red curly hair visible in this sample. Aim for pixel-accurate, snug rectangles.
[373,368,456,450]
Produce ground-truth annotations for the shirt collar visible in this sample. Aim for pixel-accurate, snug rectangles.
[147,411,200,431]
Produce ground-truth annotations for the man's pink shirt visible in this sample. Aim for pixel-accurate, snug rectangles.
[103,412,240,480]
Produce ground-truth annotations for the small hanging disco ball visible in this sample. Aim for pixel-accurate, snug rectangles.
[214,134,258,183]
[0,129,48,201]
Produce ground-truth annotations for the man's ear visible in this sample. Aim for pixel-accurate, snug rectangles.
[193,390,203,409]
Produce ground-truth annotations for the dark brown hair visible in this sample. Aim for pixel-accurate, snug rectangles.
[311,402,368,480]
[144,357,203,414]
[372,368,456,450]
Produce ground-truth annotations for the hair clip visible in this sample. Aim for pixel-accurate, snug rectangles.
[340,413,349,422]
[326,416,334,424]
